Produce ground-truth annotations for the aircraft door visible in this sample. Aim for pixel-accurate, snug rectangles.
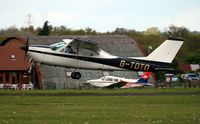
[76,48,103,69]
[62,46,78,68]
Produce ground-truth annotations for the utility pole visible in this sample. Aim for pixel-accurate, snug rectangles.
[26,14,33,27]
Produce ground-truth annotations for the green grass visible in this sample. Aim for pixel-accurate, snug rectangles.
[0,88,200,124]
[0,87,200,94]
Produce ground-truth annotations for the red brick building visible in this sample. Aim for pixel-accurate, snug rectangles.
[0,37,30,89]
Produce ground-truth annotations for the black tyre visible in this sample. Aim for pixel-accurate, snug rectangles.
[74,72,81,79]
[71,72,81,79]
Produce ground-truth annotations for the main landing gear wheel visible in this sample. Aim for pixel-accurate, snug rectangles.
[71,72,81,79]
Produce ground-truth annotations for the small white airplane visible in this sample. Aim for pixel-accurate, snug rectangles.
[20,37,184,79]
[86,72,152,89]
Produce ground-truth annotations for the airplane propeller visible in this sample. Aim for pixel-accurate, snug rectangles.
[20,37,29,60]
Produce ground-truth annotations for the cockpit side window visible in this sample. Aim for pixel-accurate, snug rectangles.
[64,45,76,54]
[49,40,101,56]
[105,77,113,82]
[114,78,119,82]
[100,77,105,81]
[78,48,98,56]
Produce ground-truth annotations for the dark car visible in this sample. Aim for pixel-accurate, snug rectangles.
[183,73,200,87]
[187,74,199,81]
[183,73,199,81]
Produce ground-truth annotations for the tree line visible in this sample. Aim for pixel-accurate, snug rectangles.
[0,21,97,36]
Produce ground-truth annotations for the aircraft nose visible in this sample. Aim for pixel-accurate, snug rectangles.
[20,37,29,52]
[86,80,91,83]
[20,45,29,52]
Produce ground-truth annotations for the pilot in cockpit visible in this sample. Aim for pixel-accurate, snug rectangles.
[65,45,75,54]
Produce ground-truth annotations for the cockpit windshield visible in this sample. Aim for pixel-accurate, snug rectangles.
[69,38,100,53]
[100,77,106,81]
[50,42,66,51]
[49,38,109,57]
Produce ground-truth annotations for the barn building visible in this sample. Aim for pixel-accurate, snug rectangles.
[0,37,44,90]
[0,37,30,89]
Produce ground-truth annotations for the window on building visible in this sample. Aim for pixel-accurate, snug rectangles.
[16,73,20,83]
[0,73,3,83]
[5,73,9,83]
[11,54,16,60]
[12,76,15,84]
[11,73,16,84]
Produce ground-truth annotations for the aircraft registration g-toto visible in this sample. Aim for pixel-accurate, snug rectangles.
[20,37,184,79]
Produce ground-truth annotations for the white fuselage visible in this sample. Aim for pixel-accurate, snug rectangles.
[86,76,139,88]
[86,76,122,87]
[28,46,124,71]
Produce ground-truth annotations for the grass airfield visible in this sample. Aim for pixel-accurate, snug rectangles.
[0,88,200,124]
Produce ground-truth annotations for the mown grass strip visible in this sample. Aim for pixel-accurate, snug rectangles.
[0,95,200,124]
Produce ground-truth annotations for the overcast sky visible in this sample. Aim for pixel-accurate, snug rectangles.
[1,0,200,32]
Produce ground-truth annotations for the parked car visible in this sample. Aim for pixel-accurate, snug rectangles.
[0,84,4,89]
[182,73,200,82]
[11,84,19,90]
[165,74,179,82]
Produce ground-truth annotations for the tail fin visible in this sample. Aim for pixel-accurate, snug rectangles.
[137,72,151,83]
[135,38,184,63]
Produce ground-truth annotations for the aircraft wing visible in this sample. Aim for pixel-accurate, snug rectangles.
[68,38,100,53]
[106,81,128,89]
